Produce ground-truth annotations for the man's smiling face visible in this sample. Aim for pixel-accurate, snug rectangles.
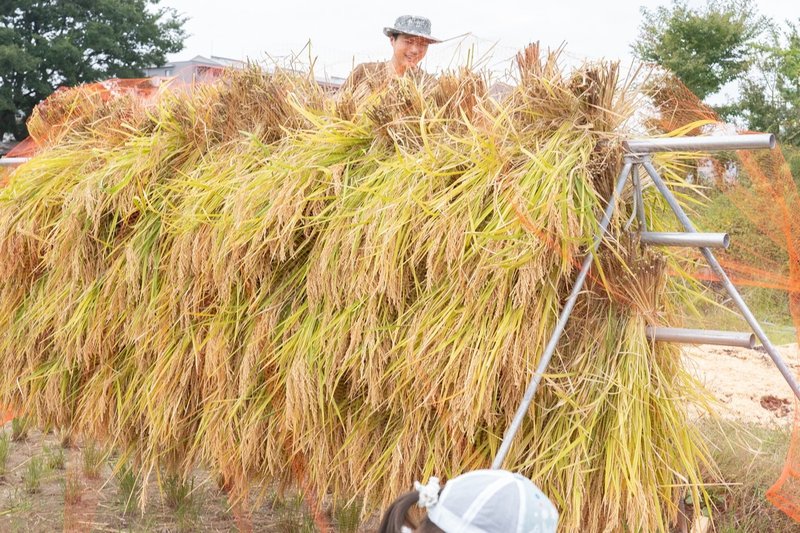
[390,34,431,73]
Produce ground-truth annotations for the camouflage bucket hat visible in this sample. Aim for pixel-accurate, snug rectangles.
[383,15,441,43]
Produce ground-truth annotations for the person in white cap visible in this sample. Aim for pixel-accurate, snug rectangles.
[341,15,441,93]
[378,469,559,533]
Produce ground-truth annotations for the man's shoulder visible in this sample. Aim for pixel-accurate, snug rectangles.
[352,62,386,78]
[342,62,388,93]
[355,61,385,69]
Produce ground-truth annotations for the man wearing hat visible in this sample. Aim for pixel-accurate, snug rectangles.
[341,15,441,93]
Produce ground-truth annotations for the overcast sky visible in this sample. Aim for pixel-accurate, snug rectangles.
[159,0,798,85]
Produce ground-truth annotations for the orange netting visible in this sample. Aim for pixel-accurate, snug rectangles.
[650,72,800,522]
[1,408,14,425]
[753,147,800,520]
[3,76,215,160]
[4,137,36,158]
[647,73,719,134]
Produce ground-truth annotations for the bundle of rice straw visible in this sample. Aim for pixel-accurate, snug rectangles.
[0,45,713,531]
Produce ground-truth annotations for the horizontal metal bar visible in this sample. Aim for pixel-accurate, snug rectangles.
[624,134,775,153]
[640,158,800,401]
[640,232,730,249]
[646,326,755,348]
[0,157,30,166]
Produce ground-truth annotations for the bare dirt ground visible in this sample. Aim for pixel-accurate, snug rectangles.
[0,424,367,532]
[2,343,799,532]
[0,427,287,532]
[684,343,800,426]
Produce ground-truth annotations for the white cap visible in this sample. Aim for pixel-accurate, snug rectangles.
[424,470,558,533]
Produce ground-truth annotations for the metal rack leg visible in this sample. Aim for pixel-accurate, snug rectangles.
[491,161,633,469]
[640,158,800,401]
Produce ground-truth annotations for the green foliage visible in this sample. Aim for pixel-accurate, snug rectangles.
[632,0,767,99]
[0,432,9,478]
[333,499,362,533]
[271,493,316,533]
[43,444,65,470]
[117,463,140,513]
[787,153,800,185]
[162,475,198,532]
[22,456,45,494]
[10,417,28,442]
[722,24,800,146]
[162,474,194,510]
[0,0,186,140]
[81,441,105,479]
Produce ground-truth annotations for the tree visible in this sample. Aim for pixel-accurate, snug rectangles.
[725,24,800,146]
[632,0,767,100]
[0,0,186,140]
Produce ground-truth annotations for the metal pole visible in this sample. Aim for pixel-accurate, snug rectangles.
[646,326,755,348]
[624,133,775,153]
[491,161,633,470]
[641,158,800,401]
[0,157,30,166]
[640,232,730,249]
[632,165,646,230]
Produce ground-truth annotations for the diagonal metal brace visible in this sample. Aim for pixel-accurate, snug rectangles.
[491,161,633,469]
[493,140,800,470]
[640,158,800,401]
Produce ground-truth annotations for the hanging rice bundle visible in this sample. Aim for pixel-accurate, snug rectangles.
[0,47,714,531]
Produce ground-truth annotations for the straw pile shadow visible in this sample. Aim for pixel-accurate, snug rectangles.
[0,45,713,531]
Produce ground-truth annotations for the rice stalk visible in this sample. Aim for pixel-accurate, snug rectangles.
[0,45,715,531]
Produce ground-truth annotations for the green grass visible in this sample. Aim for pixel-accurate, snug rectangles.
[271,493,316,533]
[699,420,800,532]
[117,463,140,513]
[43,445,65,470]
[162,474,199,532]
[162,474,195,510]
[22,456,45,494]
[333,498,362,533]
[10,418,29,442]
[684,285,797,345]
[81,441,105,480]
[0,432,9,478]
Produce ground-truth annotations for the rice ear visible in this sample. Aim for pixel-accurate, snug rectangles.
[0,55,712,531]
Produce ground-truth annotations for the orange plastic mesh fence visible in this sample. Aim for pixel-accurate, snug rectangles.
[649,73,800,521]
[5,75,215,159]
[750,148,800,519]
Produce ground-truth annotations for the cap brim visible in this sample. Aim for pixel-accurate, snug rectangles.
[382,27,441,43]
